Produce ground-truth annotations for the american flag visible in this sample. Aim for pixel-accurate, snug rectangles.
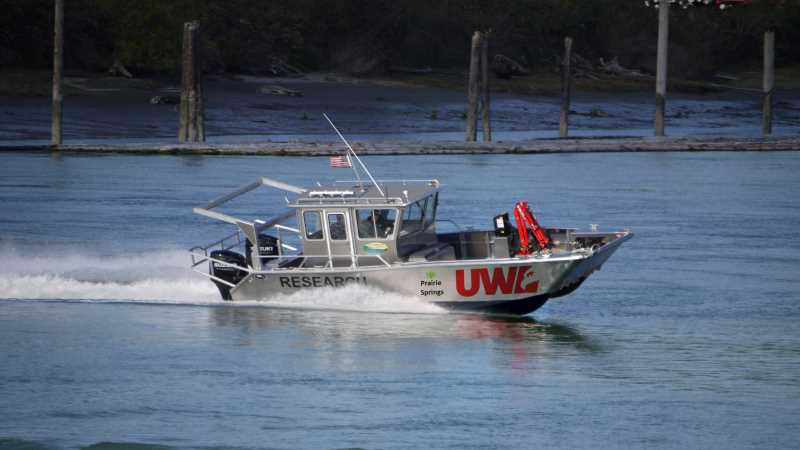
[330,153,352,168]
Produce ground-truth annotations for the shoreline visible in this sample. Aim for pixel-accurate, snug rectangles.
[2,136,798,156]
[3,70,799,150]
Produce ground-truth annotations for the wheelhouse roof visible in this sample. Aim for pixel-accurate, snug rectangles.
[289,179,440,208]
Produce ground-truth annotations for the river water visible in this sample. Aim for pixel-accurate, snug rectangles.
[1,151,799,450]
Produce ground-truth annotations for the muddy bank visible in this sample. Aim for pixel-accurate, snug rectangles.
[1,73,799,147]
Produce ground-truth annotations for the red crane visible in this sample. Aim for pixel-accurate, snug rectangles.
[513,201,551,255]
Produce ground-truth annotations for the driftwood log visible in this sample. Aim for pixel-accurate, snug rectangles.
[491,54,529,79]
[259,85,303,97]
[150,95,180,105]
[599,57,646,78]
[389,66,434,74]
[569,53,600,80]
[108,58,133,78]
[269,59,303,77]
[563,53,649,81]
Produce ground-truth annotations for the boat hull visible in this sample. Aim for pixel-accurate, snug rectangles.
[227,234,630,315]
[435,294,550,315]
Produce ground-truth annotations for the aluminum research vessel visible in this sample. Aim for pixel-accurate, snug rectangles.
[190,174,632,315]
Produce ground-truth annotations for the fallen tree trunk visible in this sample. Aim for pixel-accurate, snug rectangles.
[599,57,647,78]
[108,58,133,78]
[492,54,529,79]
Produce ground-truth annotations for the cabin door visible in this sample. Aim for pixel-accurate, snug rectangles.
[323,209,355,267]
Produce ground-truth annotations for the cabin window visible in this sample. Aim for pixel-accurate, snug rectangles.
[327,213,347,240]
[357,208,397,239]
[423,193,438,229]
[375,209,397,238]
[400,200,425,236]
[303,211,323,240]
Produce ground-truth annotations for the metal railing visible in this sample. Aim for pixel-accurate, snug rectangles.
[294,197,404,206]
[189,250,393,285]
[334,178,440,186]
[192,229,245,255]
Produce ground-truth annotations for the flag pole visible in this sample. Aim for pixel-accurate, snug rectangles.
[323,113,384,197]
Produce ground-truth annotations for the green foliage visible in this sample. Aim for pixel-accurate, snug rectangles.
[95,0,201,72]
[0,0,797,76]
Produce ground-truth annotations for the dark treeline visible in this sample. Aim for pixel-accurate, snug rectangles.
[1,0,798,79]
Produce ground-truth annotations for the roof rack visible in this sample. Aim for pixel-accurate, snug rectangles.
[193,177,307,270]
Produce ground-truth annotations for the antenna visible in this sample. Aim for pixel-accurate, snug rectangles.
[323,113,385,197]
[323,114,362,188]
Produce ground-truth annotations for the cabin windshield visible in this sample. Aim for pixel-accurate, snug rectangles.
[423,193,438,229]
[400,201,424,236]
[399,193,438,236]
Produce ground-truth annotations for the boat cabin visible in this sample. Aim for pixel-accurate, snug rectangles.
[287,180,450,267]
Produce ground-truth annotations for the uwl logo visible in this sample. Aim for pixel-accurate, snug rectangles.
[455,266,539,297]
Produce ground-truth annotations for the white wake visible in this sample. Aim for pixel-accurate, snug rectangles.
[0,248,444,314]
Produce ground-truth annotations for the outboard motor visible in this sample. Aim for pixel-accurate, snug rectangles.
[209,250,247,300]
[245,233,280,268]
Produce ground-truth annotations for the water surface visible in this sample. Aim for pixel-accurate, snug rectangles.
[1,151,799,450]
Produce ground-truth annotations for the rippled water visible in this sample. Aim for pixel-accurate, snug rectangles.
[1,151,799,450]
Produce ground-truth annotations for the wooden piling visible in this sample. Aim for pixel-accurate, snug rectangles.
[480,32,491,142]
[51,0,63,147]
[763,30,775,136]
[465,31,481,142]
[179,21,205,143]
[559,37,573,138]
[654,0,669,137]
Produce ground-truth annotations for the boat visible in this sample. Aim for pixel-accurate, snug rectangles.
[189,118,632,315]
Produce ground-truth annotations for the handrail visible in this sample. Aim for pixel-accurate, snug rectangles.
[202,230,244,251]
[190,252,254,273]
[294,197,403,206]
[334,179,440,186]
[274,224,300,233]
[194,221,302,255]
[190,250,395,275]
